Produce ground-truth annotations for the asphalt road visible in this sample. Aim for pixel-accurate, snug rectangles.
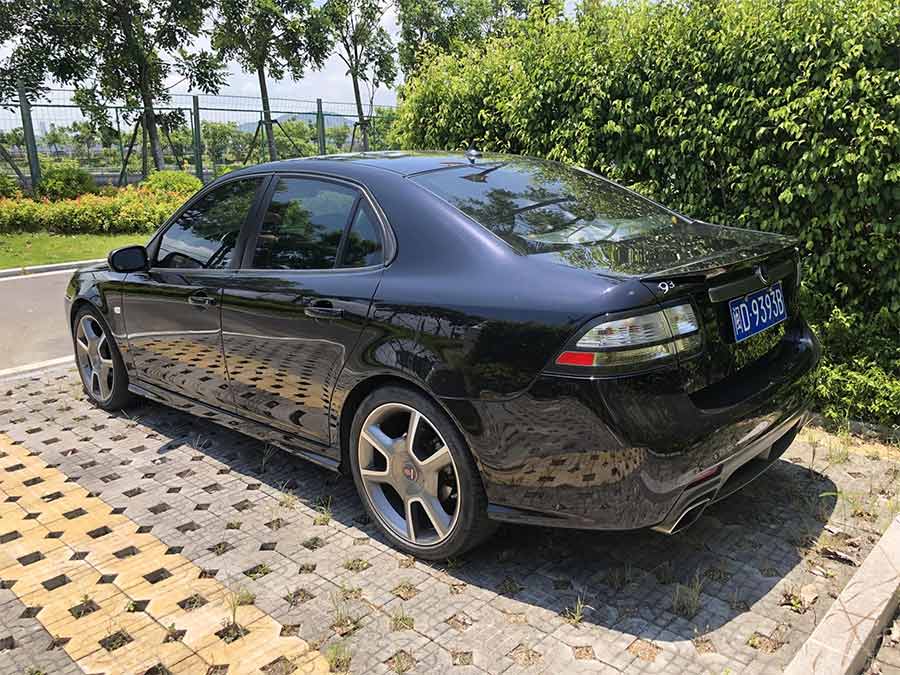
[0,271,73,372]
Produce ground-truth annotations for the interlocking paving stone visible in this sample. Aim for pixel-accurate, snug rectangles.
[1,368,899,674]
[0,420,328,675]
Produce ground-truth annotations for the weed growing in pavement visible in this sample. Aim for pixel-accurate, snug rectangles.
[259,443,277,474]
[606,565,637,591]
[672,572,703,619]
[826,442,849,465]
[562,595,592,625]
[278,481,298,510]
[343,558,370,572]
[324,641,351,672]
[652,561,676,585]
[390,606,415,631]
[314,495,333,525]
[330,593,361,636]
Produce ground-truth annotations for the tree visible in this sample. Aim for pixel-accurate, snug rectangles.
[396,0,529,75]
[69,121,98,159]
[41,125,70,158]
[201,121,240,169]
[322,0,397,150]
[212,0,331,162]
[274,118,317,158]
[1,0,226,171]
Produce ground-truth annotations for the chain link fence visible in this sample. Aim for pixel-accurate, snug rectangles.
[0,89,399,189]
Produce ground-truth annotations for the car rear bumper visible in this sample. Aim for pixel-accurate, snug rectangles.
[454,319,820,532]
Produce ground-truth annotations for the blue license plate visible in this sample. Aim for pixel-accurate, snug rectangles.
[729,281,787,343]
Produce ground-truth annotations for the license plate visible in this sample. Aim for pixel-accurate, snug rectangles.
[729,281,787,343]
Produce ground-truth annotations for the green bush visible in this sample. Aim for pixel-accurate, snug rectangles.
[37,161,97,200]
[143,170,202,196]
[0,186,184,235]
[0,174,20,198]
[396,0,900,426]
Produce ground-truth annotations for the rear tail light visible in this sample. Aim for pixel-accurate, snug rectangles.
[555,303,701,370]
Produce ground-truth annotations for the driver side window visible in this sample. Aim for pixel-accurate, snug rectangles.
[155,178,262,269]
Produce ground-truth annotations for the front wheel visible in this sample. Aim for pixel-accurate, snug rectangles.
[73,306,134,410]
[349,386,495,559]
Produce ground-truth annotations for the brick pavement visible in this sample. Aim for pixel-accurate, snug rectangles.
[1,369,898,675]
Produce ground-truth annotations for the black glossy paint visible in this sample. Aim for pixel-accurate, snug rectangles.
[65,151,820,532]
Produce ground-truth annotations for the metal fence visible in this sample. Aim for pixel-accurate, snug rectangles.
[0,88,398,189]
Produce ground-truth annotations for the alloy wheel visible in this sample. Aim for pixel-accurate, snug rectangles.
[357,402,461,547]
[75,315,115,403]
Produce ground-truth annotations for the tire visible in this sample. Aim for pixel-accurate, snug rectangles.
[349,385,496,559]
[72,305,135,411]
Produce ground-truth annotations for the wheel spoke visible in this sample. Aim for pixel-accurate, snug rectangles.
[406,410,421,449]
[76,336,90,355]
[404,498,417,544]
[97,364,112,400]
[361,424,395,459]
[360,467,392,485]
[415,494,452,539]
[419,444,451,471]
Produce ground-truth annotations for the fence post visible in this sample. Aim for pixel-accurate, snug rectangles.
[17,81,41,192]
[191,95,203,182]
[316,99,326,155]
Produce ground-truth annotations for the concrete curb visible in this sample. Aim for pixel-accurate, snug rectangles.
[0,258,104,279]
[785,514,900,675]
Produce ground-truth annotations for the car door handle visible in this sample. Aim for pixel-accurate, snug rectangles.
[188,292,217,308]
[304,301,343,319]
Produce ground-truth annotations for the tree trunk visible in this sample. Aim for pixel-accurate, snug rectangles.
[141,89,166,170]
[257,66,278,162]
[350,74,368,151]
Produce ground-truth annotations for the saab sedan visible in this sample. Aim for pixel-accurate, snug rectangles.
[65,151,820,558]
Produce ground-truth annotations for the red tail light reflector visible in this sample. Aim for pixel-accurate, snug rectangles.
[555,351,595,367]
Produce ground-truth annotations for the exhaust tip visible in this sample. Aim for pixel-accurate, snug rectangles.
[652,497,711,535]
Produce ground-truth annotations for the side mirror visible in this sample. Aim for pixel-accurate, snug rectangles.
[108,245,149,273]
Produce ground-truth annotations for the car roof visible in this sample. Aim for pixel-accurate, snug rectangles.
[225,150,505,179]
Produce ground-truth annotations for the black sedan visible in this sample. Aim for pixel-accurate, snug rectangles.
[65,151,820,558]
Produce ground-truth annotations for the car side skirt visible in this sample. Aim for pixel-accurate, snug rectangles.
[128,380,341,473]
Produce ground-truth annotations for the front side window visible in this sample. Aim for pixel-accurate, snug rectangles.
[252,178,359,270]
[156,178,262,269]
[339,203,383,268]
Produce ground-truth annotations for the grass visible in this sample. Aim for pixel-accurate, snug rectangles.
[672,572,703,619]
[562,595,591,625]
[390,606,415,631]
[324,641,351,672]
[0,232,146,269]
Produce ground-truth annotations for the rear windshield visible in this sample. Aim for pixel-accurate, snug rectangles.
[410,157,687,255]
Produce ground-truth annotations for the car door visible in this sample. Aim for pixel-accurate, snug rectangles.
[220,174,386,448]
[121,175,268,407]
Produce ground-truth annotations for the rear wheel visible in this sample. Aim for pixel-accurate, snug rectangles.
[349,386,495,559]
[73,306,134,410]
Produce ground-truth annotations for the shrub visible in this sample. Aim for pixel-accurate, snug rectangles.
[397,0,900,426]
[37,161,97,200]
[143,170,202,196]
[0,186,184,235]
[0,174,20,198]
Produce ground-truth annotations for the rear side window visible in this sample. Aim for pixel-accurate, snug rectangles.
[410,158,687,255]
[339,203,383,268]
[252,178,358,270]
[156,178,262,269]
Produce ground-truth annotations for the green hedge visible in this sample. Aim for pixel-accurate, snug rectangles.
[396,0,900,427]
[0,186,185,235]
